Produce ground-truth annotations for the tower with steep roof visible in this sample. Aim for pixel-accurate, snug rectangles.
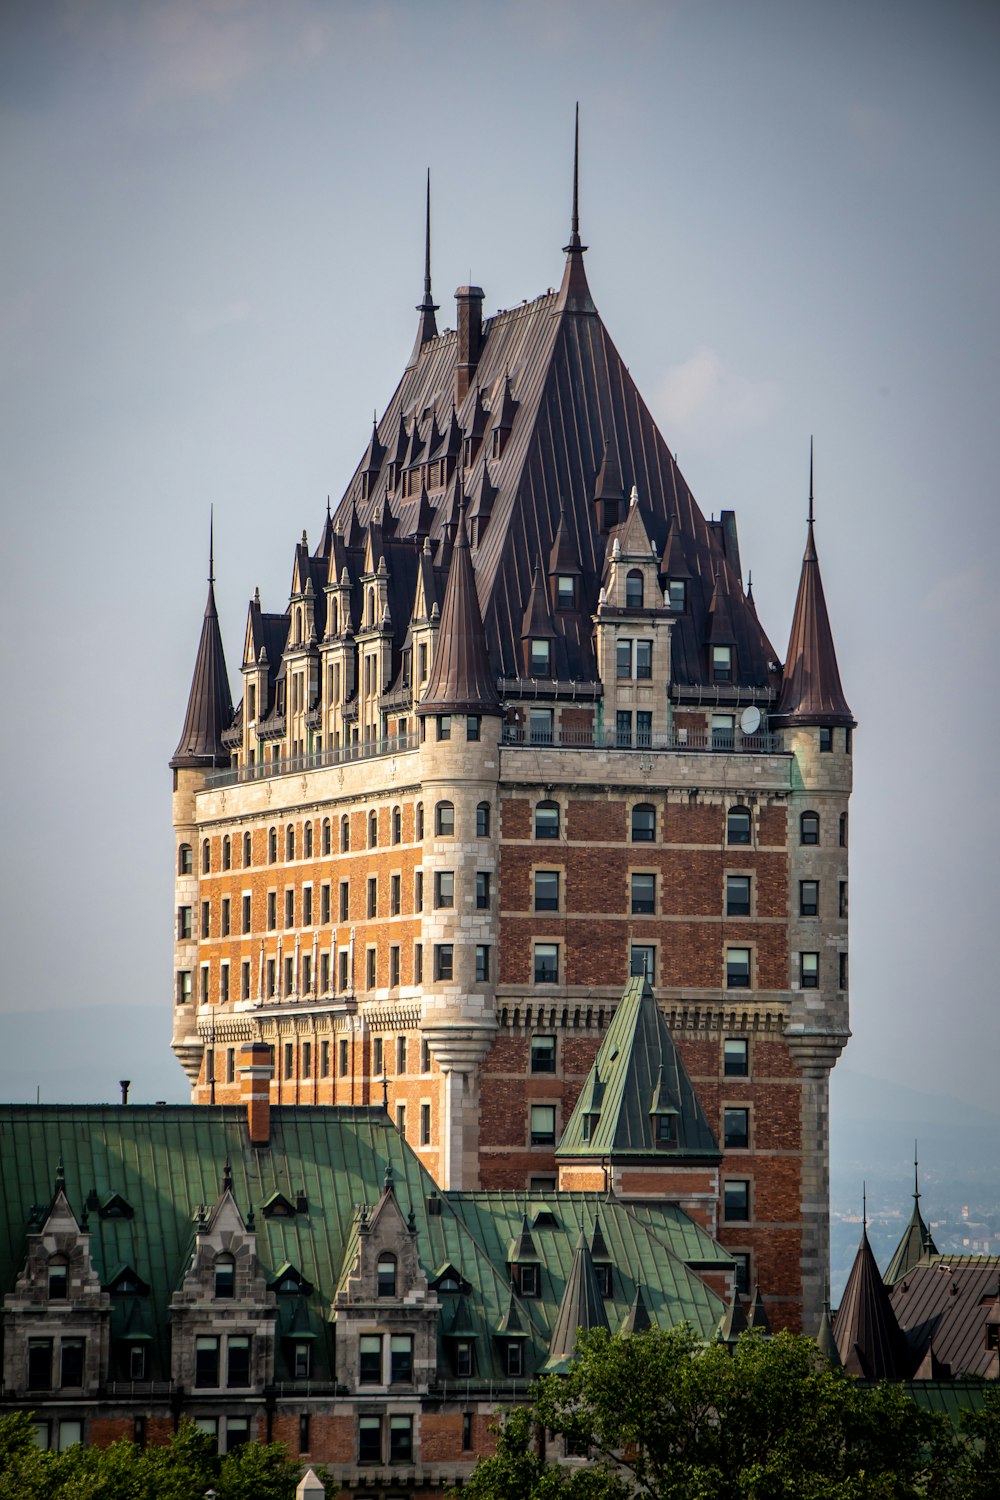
[169,123,855,1335]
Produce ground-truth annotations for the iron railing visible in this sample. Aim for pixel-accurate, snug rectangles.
[206,732,420,788]
[501,726,782,754]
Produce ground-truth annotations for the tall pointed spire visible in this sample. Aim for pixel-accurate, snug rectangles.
[544,1231,609,1371]
[833,1211,910,1379]
[884,1142,938,1286]
[170,517,234,770]
[417,505,500,717]
[772,442,854,729]
[410,169,439,364]
[555,103,595,315]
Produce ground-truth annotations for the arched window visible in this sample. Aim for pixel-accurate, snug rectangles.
[631,803,656,842]
[435,801,455,837]
[214,1254,235,1299]
[322,818,332,856]
[286,824,296,861]
[626,569,644,608]
[727,806,752,846]
[534,800,559,840]
[416,802,424,840]
[340,815,350,852]
[376,1253,397,1298]
[304,821,313,858]
[268,828,278,864]
[48,1256,68,1299]
[368,811,379,848]
[839,812,847,849]
[178,844,192,876]
[243,832,252,867]
[222,836,231,871]
[392,807,402,845]
[201,839,211,875]
[800,811,820,846]
[476,802,490,837]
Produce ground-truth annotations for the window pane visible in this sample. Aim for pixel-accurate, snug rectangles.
[726,948,751,988]
[631,804,655,841]
[534,870,560,910]
[724,1180,750,1221]
[535,801,559,838]
[534,944,558,983]
[727,808,751,845]
[726,876,750,916]
[723,1038,748,1076]
[530,1105,556,1145]
[631,873,655,913]
[723,1107,749,1149]
[530,1036,556,1073]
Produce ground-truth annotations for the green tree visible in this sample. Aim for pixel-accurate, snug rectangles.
[460,1327,955,1500]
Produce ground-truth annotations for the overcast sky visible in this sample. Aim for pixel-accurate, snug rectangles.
[1,1,998,1145]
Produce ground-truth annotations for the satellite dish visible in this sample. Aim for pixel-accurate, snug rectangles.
[740,706,761,735]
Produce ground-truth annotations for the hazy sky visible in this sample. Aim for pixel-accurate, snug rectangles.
[1,1,998,1135]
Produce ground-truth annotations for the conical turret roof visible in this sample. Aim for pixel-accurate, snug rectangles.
[773,448,854,728]
[833,1219,909,1379]
[885,1152,938,1286]
[544,1231,609,1371]
[171,541,233,770]
[417,508,500,716]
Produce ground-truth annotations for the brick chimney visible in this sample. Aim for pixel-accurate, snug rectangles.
[240,1041,273,1146]
[455,286,484,405]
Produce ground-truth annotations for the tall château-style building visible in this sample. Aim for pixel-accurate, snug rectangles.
[171,144,854,1336]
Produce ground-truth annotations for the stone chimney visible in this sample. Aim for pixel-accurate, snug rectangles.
[455,286,484,405]
[240,1041,273,1146]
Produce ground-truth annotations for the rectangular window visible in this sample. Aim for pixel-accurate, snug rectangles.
[800,951,819,988]
[726,875,751,917]
[631,872,655,914]
[338,1038,349,1076]
[389,1415,412,1464]
[221,898,230,937]
[630,944,655,983]
[529,707,553,744]
[178,906,192,940]
[219,963,229,1003]
[839,881,848,919]
[302,1041,312,1078]
[434,871,454,908]
[390,945,400,986]
[437,714,451,740]
[420,1102,431,1144]
[59,1338,84,1388]
[367,877,377,919]
[337,949,348,991]
[839,951,848,989]
[667,579,686,612]
[799,879,819,917]
[241,961,250,1000]
[462,1408,474,1445]
[529,638,552,676]
[712,713,735,749]
[201,900,210,937]
[636,709,652,746]
[434,944,453,980]
[339,881,349,922]
[200,965,209,1003]
[359,1334,382,1384]
[476,871,491,909]
[227,1336,251,1388]
[395,1102,406,1134]
[421,1038,431,1073]
[415,870,424,911]
[321,883,331,924]
[226,1046,236,1084]
[131,1345,147,1380]
[615,709,632,747]
[819,726,833,751]
[359,1416,382,1464]
[505,1342,524,1376]
[266,958,276,998]
[722,1038,746,1074]
[726,947,751,989]
[195,1336,220,1388]
[284,1042,294,1079]
[475,945,490,982]
[635,639,652,679]
[284,955,294,996]
[267,891,276,931]
[414,942,423,983]
[284,889,294,928]
[302,886,313,926]
[557,574,575,608]
[321,1039,330,1077]
[534,943,559,983]
[467,714,481,741]
[534,870,560,911]
[732,1252,751,1296]
[616,639,632,679]
[530,1036,556,1073]
[390,1334,413,1383]
[177,970,192,1004]
[723,1107,750,1149]
[27,1339,52,1389]
[712,645,733,682]
[530,1104,556,1146]
[366,947,376,989]
[396,1035,407,1073]
[724,1179,750,1222]
[372,1036,383,1076]
[518,1264,540,1296]
[320,951,330,993]
[242,894,252,934]
[390,874,401,915]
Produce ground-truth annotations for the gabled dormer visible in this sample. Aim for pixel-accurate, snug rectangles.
[593,442,625,533]
[548,500,583,614]
[462,383,489,468]
[506,1214,542,1298]
[490,372,517,460]
[521,562,558,679]
[2,1169,110,1400]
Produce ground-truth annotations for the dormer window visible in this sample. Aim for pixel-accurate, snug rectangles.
[529,639,552,676]
[667,579,686,612]
[377,1254,397,1298]
[556,575,576,609]
[712,645,733,682]
[214,1254,235,1299]
[581,1112,600,1143]
[516,1264,540,1297]
[594,1263,614,1297]
[655,1113,677,1144]
[626,570,644,608]
[48,1257,68,1299]
[492,427,505,459]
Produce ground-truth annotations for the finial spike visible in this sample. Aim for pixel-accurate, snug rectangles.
[862,1181,867,1228]
[914,1140,920,1201]
[209,505,215,585]
[571,102,580,242]
[808,436,815,528]
[424,168,432,302]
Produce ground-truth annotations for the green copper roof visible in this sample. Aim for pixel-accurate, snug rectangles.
[885,1193,938,1286]
[544,1231,609,1372]
[556,976,720,1161]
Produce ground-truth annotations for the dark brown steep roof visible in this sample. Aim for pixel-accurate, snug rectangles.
[417,507,500,717]
[171,569,233,771]
[891,1257,1000,1380]
[834,1224,909,1380]
[773,451,854,728]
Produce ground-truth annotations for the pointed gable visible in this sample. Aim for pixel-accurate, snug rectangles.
[833,1224,909,1380]
[417,509,500,716]
[556,976,720,1161]
[885,1169,938,1288]
[170,573,233,770]
[621,1284,652,1334]
[773,454,854,728]
[544,1231,609,1372]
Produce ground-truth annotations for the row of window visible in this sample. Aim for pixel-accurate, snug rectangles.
[206,1037,436,1086]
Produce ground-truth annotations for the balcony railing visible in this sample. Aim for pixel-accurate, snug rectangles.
[501,726,782,754]
[205,732,420,788]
